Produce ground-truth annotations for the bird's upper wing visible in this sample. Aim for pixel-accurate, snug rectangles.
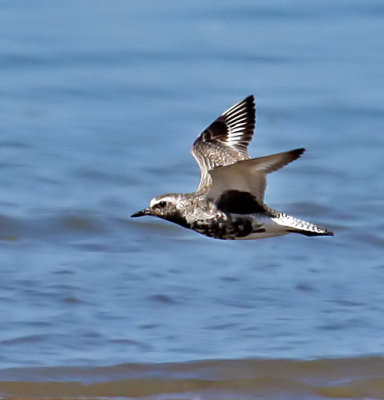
[191,95,255,193]
[206,148,305,213]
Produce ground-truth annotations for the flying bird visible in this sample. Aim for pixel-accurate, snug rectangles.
[132,96,333,240]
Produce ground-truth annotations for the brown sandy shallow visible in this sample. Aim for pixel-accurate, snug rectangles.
[1,356,384,400]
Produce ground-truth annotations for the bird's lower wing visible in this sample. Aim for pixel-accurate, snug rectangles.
[206,148,305,210]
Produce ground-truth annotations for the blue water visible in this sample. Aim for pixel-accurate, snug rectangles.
[1,0,384,373]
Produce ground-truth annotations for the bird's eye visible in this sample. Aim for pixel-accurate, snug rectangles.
[158,201,167,208]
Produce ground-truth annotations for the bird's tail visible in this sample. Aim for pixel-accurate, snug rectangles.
[271,212,333,237]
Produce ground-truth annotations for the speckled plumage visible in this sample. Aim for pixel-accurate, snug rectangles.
[132,96,333,240]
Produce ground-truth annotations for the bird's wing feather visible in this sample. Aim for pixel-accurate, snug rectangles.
[207,148,305,209]
[191,95,255,193]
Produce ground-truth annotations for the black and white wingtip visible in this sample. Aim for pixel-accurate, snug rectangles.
[196,95,256,154]
[220,95,255,151]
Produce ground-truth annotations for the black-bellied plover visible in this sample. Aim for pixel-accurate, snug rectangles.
[131,96,333,240]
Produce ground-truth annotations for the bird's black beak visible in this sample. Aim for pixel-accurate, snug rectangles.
[131,208,151,218]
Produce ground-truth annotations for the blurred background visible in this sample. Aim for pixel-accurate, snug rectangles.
[1,0,384,398]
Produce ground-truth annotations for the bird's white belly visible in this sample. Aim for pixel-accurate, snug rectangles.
[231,214,289,240]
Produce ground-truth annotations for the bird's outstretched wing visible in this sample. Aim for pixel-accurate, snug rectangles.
[206,148,305,213]
[191,95,255,193]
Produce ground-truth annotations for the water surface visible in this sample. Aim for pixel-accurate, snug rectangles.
[1,0,384,398]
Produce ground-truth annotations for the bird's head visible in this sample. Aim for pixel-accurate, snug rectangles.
[131,194,187,227]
